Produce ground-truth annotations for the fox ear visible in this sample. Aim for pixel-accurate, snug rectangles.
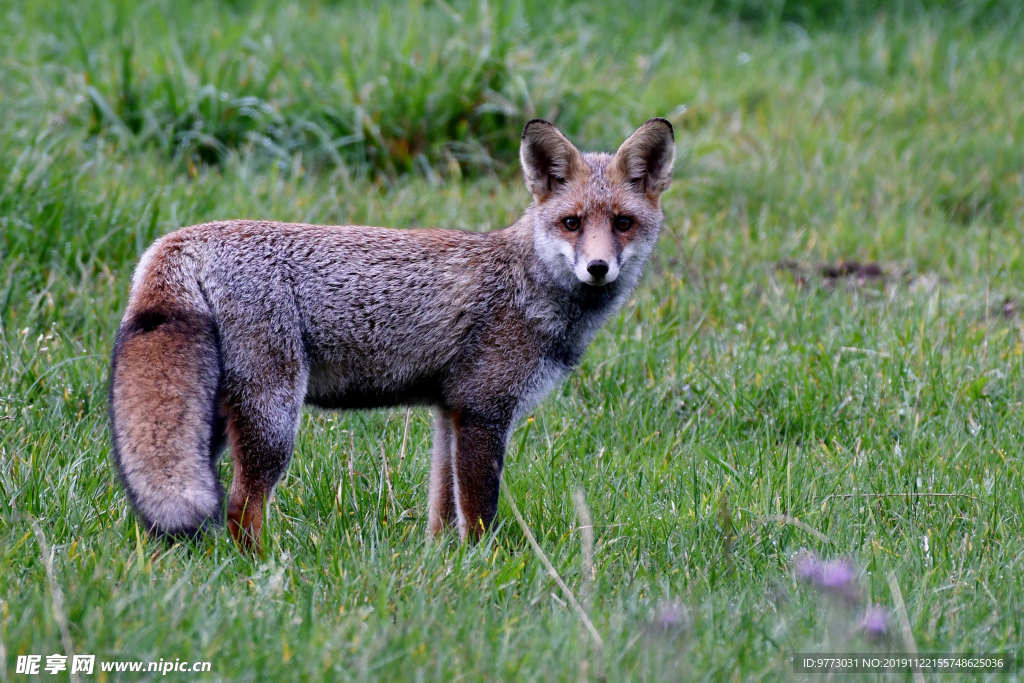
[610,118,675,197]
[520,120,588,201]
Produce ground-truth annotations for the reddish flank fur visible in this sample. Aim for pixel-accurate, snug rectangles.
[109,119,675,552]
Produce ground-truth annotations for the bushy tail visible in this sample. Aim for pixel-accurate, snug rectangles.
[110,303,224,538]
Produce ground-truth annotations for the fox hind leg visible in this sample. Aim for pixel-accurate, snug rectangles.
[221,359,307,554]
[224,399,303,553]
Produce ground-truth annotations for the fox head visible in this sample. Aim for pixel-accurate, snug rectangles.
[520,118,675,290]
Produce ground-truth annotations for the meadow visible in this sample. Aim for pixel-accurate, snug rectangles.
[2,0,1024,680]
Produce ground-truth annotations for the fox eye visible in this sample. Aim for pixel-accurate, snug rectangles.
[615,216,634,232]
[562,217,581,231]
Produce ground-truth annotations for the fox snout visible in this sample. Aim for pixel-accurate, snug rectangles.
[587,260,609,279]
[576,252,620,286]
[571,220,622,286]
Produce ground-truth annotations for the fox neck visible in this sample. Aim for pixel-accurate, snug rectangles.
[504,219,639,366]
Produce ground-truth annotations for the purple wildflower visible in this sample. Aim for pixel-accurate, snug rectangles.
[862,604,890,639]
[651,600,690,633]
[817,558,861,603]
[792,552,862,604]
[793,551,822,583]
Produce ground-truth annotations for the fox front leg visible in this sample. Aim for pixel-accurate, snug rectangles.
[427,409,457,536]
[450,412,510,540]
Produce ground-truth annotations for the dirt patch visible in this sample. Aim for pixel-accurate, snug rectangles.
[818,260,884,281]
[776,259,919,290]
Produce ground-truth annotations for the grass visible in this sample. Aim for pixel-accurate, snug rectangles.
[2,0,1024,680]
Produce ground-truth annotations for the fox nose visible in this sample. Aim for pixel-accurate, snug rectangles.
[587,260,609,279]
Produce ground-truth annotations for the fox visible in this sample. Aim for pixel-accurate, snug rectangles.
[109,118,675,552]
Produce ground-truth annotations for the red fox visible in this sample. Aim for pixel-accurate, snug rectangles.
[110,118,675,552]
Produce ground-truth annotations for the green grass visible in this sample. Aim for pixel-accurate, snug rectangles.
[2,0,1024,680]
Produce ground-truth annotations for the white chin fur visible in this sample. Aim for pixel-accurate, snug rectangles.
[578,275,613,287]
